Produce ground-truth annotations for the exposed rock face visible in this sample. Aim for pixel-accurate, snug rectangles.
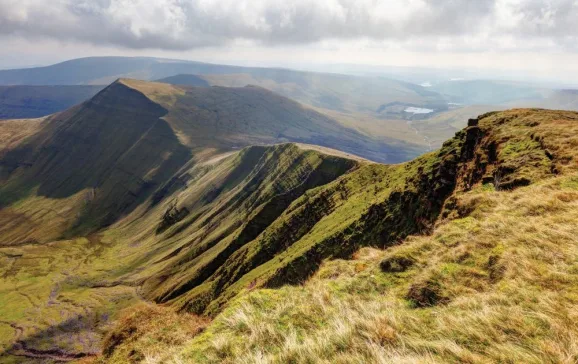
[467,118,479,127]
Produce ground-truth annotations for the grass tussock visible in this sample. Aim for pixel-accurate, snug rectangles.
[98,303,209,364]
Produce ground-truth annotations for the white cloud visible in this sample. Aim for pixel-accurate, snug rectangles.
[0,0,576,53]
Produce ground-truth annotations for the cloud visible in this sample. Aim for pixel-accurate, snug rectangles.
[0,0,576,51]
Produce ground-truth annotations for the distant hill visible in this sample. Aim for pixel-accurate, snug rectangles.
[183,72,447,114]
[410,105,507,148]
[0,57,159,85]
[0,57,446,114]
[430,79,549,105]
[0,85,103,119]
[532,89,578,111]
[119,79,423,162]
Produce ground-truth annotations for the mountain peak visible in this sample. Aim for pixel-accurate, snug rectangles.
[95,78,416,163]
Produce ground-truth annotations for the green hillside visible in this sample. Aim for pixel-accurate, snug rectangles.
[0,142,358,362]
[1,104,578,362]
[0,80,193,242]
[102,109,578,363]
[0,78,422,244]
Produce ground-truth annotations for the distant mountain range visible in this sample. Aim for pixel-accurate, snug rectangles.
[0,57,449,116]
[2,57,578,152]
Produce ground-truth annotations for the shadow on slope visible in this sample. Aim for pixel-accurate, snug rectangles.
[140,109,572,315]
[124,79,425,163]
[1,312,101,362]
[0,80,192,240]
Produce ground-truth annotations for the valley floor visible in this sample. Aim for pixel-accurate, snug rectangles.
[0,234,144,363]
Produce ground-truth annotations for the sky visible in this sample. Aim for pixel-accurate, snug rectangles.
[1,0,578,82]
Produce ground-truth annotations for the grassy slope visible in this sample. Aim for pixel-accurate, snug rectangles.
[0,80,193,243]
[0,140,359,361]
[104,143,360,311]
[3,86,578,363]
[0,118,44,156]
[183,174,578,363]
[99,109,578,363]
[0,78,406,361]
[0,77,420,247]
[122,79,424,163]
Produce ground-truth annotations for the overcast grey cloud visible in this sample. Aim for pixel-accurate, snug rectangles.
[0,0,577,51]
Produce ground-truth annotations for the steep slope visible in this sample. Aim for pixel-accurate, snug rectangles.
[146,108,576,316]
[0,78,421,246]
[95,109,578,363]
[0,143,358,363]
[0,80,192,243]
[179,174,578,363]
[0,118,44,156]
[169,110,578,364]
[120,79,423,162]
[0,85,103,119]
[108,143,360,309]
[3,106,578,363]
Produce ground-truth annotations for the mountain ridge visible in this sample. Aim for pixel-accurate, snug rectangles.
[1,82,578,362]
[0,77,416,245]
[99,108,578,363]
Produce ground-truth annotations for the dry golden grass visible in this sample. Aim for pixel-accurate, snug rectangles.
[91,109,578,363]
[120,78,185,107]
[174,172,578,363]
[98,303,209,364]
[4,108,578,362]
[0,117,44,156]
